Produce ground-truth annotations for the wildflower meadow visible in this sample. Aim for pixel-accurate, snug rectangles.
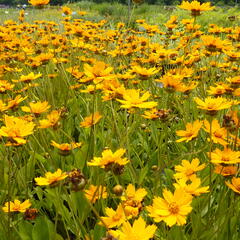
[0,0,240,239]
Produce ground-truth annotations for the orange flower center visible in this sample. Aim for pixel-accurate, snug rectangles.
[112,213,122,221]
[168,202,179,214]
[185,168,194,177]
[214,132,223,138]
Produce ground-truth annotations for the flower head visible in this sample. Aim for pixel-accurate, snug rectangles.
[0,115,35,146]
[21,101,51,116]
[147,188,192,227]
[174,176,209,196]
[2,199,31,213]
[226,177,240,194]
[117,89,157,109]
[174,158,206,181]
[203,119,228,146]
[194,97,233,115]
[179,1,214,16]
[35,169,68,186]
[100,204,128,228]
[38,110,61,129]
[84,185,108,203]
[28,0,50,6]
[209,148,240,164]
[88,148,129,171]
[176,120,202,142]
[110,216,157,240]
[80,112,102,128]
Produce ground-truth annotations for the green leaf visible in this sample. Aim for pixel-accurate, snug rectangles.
[32,216,49,240]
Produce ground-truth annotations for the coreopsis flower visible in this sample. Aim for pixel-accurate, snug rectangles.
[117,89,157,109]
[35,169,68,186]
[0,100,7,112]
[227,76,240,87]
[201,35,231,53]
[156,75,182,92]
[142,108,171,121]
[61,6,72,15]
[174,176,209,196]
[110,217,157,240]
[18,10,25,23]
[6,95,27,110]
[51,140,82,156]
[176,120,202,142]
[88,148,129,173]
[209,148,240,164]
[100,205,128,228]
[0,80,14,93]
[194,97,233,115]
[28,0,50,7]
[174,158,206,181]
[38,110,61,129]
[207,84,226,96]
[131,65,159,79]
[203,119,228,146]
[12,72,42,83]
[214,165,237,177]
[21,101,51,116]
[179,1,214,16]
[2,199,31,213]
[80,112,102,128]
[84,185,108,203]
[0,115,35,146]
[121,184,147,217]
[225,177,240,194]
[84,61,114,84]
[147,188,192,227]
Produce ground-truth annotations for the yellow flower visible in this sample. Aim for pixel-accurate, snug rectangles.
[209,148,240,164]
[100,204,128,228]
[147,188,192,227]
[6,95,27,110]
[174,176,209,196]
[61,6,72,15]
[88,148,129,169]
[214,165,237,177]
[176,120,202,142]
[0,80,14,93]
[179,1,214,16]
[203,119,228,146]
[21,101,51,116]
[225,177,240,194]
[84,185,108,203]
[28,0,50,6]
[110,216,157,240]
[2,199,31,213]
[201,35,231,53]
[35,169,68,186]
[0,115,35,146]
[12,72,42,83]
[194,97,233,115]
[174,158,206,181]
[121,184,147,217]
[38,110,61,129]
[51,140,82,156]
[131,65,159,79]
[84,61,113,84]
[117,89,157,109]
[80,112,102,128]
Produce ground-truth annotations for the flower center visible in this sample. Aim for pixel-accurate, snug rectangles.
[168,202,179,214]
[185,168,194,177]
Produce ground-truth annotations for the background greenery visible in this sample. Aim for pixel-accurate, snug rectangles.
[0,0,239,6]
